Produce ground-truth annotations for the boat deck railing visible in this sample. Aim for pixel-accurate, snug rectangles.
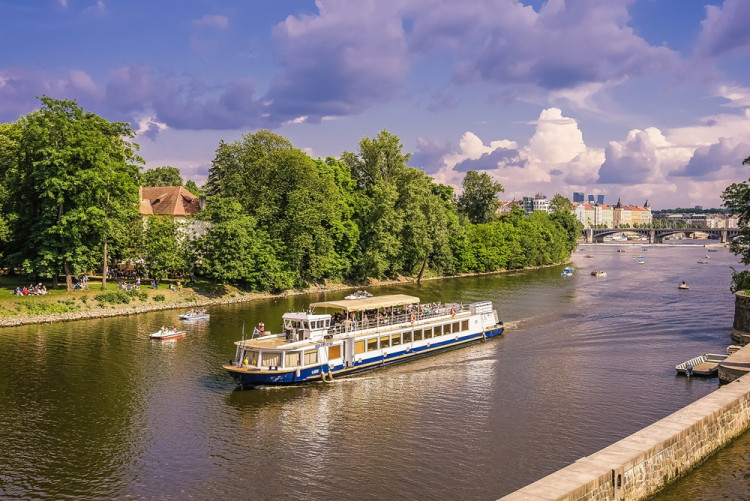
[326,303,465,337]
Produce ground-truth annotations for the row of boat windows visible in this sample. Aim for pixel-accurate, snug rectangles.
[250,320,469,367]
[354,320,468,354]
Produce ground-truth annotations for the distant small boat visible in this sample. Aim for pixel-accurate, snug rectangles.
[675,353,728,377]
[561,267,575,276]
[678,282,690,290]
[591,270,607,277]
[703,255,710,259]
[638,260,645,265]
[642,247,648,251]
[149,328,187,340]
[585,254,594,258]
[179,309,209,320]
[707,249,718,252]
[697,259,709,264]
[344,290,374,300]
[635,254,645,259]
[617,249,626,253]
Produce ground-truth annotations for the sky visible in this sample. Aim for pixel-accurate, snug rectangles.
[2,0,750,209]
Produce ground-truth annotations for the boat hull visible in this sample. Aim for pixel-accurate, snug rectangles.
[179,314,210,320]
[224,324,504,389]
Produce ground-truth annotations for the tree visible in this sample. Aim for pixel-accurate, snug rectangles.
[457,171,504,224]
[141,166,183,187]
[722,156,750,274]
[197,198,293,291]
[549,194,574,214]
[1,96,141,291]
[141,216,186,282]
[184,179,202,196]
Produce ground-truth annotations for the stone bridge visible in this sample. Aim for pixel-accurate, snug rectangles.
[582,227,739,244]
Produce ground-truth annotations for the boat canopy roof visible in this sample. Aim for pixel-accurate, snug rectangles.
[311,294,420,312]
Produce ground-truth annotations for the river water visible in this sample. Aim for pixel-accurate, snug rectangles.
[0,243,748,500]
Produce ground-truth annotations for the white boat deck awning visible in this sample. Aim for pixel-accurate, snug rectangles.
[311,294,420,312]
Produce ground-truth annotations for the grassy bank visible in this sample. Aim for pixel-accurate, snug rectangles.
[0,263,563,328]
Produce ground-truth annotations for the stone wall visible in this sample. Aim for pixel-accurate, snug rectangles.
[500,374,750,501]
[732,292,750,345]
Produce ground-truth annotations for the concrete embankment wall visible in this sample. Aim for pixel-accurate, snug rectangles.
[500,373,750,501]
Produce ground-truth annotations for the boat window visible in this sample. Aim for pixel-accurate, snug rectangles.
[355,340,365,354]
[243,350,259,365]
[325,319,330,328]
[461,320,469,331]
[434,325,443,336]
[328,344,341,360]
[367,337,378,351]
[403,331,412,343]
[391,334,401,346]
[414,329,423,341]
[285,351,301,367]
[263,352,281,367]
[380,335,390,348]
[303,321,309,330]
[453,322,460,333]
[424,327,432,338]
[304,350,318,365]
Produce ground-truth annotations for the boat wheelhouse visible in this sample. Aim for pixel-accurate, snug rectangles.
[223,294,503,389]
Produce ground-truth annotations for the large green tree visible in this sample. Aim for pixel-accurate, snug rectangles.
[457,170,504,224]
[722,156,750,291]
[1,96,141,291]
[141,166,183,187]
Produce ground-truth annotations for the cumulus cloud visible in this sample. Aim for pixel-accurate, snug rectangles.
[266,0,410,123]
[407,0,675,99]
[670,137,750,179]
[597,128,668,184]
[410,137,453,174]
[695,0,750,59]
[454,146,526,172]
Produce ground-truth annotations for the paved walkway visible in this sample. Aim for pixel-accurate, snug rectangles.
[720,343,750,382]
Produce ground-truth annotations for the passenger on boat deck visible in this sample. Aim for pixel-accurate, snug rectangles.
[362,312,369,328]
[259,322,264,333]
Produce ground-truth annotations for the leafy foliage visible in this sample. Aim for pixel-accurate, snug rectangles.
[141,166,183,187]
[457,170,504,224]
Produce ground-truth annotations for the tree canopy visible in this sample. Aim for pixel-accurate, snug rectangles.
[457,170,504,224]
[141,166,183,187]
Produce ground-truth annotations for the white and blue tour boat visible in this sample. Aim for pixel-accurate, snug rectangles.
[224,294,503,389]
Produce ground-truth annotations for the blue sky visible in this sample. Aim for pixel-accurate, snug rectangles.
[2,0,750,209]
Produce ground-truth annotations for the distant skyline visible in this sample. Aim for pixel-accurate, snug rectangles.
[2,0,750,209]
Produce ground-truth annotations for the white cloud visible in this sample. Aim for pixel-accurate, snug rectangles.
[192,15,229,29]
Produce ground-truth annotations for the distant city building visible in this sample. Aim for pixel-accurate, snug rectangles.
[597,194,604,205]
[522,193,550,215]
[573,192,584,203]
[695,205,703,210]
[588,194,595,203]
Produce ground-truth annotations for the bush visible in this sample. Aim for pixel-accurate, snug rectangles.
[730,268,750,293]
[94,291,131,305]
[153,294,166,302]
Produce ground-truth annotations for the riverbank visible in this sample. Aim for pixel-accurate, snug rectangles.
[0,266,553,328]
[501,361,750,500]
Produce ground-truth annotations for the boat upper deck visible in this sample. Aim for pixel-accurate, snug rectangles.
[235,302,470,352]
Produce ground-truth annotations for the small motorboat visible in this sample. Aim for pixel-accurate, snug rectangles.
[675,353,728,377]
[344,290,374,300]
[638,259,645,265]
[678,282,690,290]
[561,267,574,276]
[149,327,186,340]
[697,259,709,264]
[707,249,718,252]
[179,309,210,320]
[585,254,594,258]
[591,270,607,277]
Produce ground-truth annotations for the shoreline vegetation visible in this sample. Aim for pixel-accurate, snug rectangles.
[0,266,557,328]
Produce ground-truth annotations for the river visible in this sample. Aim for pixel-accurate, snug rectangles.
[0,243,747,500]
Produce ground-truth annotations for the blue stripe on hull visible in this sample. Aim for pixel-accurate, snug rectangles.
[227,324,503,389]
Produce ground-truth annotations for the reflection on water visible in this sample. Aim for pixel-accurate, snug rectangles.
[0,243,747,499]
